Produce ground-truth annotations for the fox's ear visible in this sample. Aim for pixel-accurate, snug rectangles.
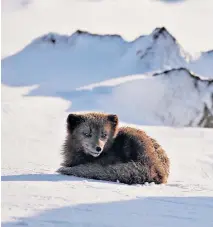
[107,114,119,126]
[67,114,84,132]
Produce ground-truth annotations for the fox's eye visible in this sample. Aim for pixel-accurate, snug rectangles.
[83,132,91,137]
[101,133,107,139]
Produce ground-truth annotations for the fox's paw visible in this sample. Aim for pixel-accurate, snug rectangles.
[56,166,72,175]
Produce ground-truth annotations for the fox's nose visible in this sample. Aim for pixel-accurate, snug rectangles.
[96,146,102,152]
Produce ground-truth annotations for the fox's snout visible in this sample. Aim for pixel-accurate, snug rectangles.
[95,146,102,152]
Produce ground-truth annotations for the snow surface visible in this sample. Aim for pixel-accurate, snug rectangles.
[2,85,213,227]
[2,0,213,226]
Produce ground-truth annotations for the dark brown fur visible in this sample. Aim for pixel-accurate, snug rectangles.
[57,112,170,185]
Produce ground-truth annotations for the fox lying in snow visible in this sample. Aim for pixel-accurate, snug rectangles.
[57,112,170,185]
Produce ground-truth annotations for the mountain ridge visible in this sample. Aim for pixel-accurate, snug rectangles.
[1,27,212,127]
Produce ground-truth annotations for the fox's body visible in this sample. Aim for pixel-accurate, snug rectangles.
[57,112,170,185]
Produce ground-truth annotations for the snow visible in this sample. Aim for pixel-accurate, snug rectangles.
[1,0,213,226]
[68,68,212,126]
[1,26,211,93]
[190,51,213,79]
[2,85,213,226]
[1,29,212,127]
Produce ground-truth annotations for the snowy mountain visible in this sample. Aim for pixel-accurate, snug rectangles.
[2,27,211,90]
[61,68,213,127]
[2,27,212,127]
[0,27,193,92]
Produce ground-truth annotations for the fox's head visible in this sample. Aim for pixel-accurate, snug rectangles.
[66,112,119,157]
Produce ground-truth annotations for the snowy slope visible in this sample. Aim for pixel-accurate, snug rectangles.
[190,50,213,79]
[2,85,213,226]
[66,68,212,127]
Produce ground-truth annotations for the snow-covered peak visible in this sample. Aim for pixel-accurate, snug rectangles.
[29,29,127,50]
[114,27,189,76]
[71,29,124,41]
[138,27,190,70]
[31,27,176,46]
[20,27,196,75]
[24,27,212,78]
[152,27,176,42]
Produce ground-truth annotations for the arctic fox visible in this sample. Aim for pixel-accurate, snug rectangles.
[57,112,170,185]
